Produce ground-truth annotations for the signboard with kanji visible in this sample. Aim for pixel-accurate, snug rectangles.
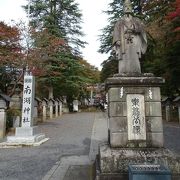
[127,94,146,141]
[21,72,35,127]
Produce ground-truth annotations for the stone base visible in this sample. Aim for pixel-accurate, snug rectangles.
[6,126,47,144]
[96,144,180,180]
[7,133,46,143]
[106,75,165,148]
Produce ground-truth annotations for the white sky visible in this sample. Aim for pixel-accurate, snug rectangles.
[0,0,109,70]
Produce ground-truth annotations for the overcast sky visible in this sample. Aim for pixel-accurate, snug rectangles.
[0,0,109,70]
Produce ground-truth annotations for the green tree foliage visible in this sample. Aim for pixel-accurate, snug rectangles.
[100,54,118,82]
[23,0,99,100]
[25,0,86,54]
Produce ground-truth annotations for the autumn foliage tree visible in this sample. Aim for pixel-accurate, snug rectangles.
[0,22,23,65]
[163,0,180,95]
[0,21,24,95]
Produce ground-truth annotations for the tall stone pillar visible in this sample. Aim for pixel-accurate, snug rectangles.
[7,70,47,144]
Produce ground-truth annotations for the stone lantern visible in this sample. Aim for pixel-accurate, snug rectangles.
[0,94,11,139]
[42,98,48,121]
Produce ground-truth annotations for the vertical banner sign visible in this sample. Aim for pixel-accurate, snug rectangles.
[127,94,146,141]
[21,71,35,127]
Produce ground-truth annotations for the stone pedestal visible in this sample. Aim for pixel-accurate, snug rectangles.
[107,74,164,148]
[96,144,180,180]
[96,74,180,179]
[7,126,45,143]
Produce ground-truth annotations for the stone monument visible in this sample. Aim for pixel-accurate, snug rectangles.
[7,68,47,145]
[96,0,180,179]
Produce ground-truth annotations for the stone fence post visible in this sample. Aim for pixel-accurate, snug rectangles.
[9,91,21,128]
[48,99,55,119]
[59,101,62,116]
[162,97,172,122]
[42,98,48,121]
[0,99,7,140]
[55,100,59,118]
[173,96,180,124]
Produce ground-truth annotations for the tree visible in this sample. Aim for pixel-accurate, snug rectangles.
[0,22,22,65]
[163,0,180,95]
[0,21,24,95]
[22,0,90,100]
[25,0,86,55]
[100,54,118,82]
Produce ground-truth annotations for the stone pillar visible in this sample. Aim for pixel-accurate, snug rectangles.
[10,93,21,128]
[0,99,7,140]
[49,105,53,119]
[7,70,46,144]
[43,105,46,121]
[42,100,47,121]
[59,101,62,116]
[55,101,58,117]
[0,109,6,139]
[48,99,54,119]
[165,105,171,122]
